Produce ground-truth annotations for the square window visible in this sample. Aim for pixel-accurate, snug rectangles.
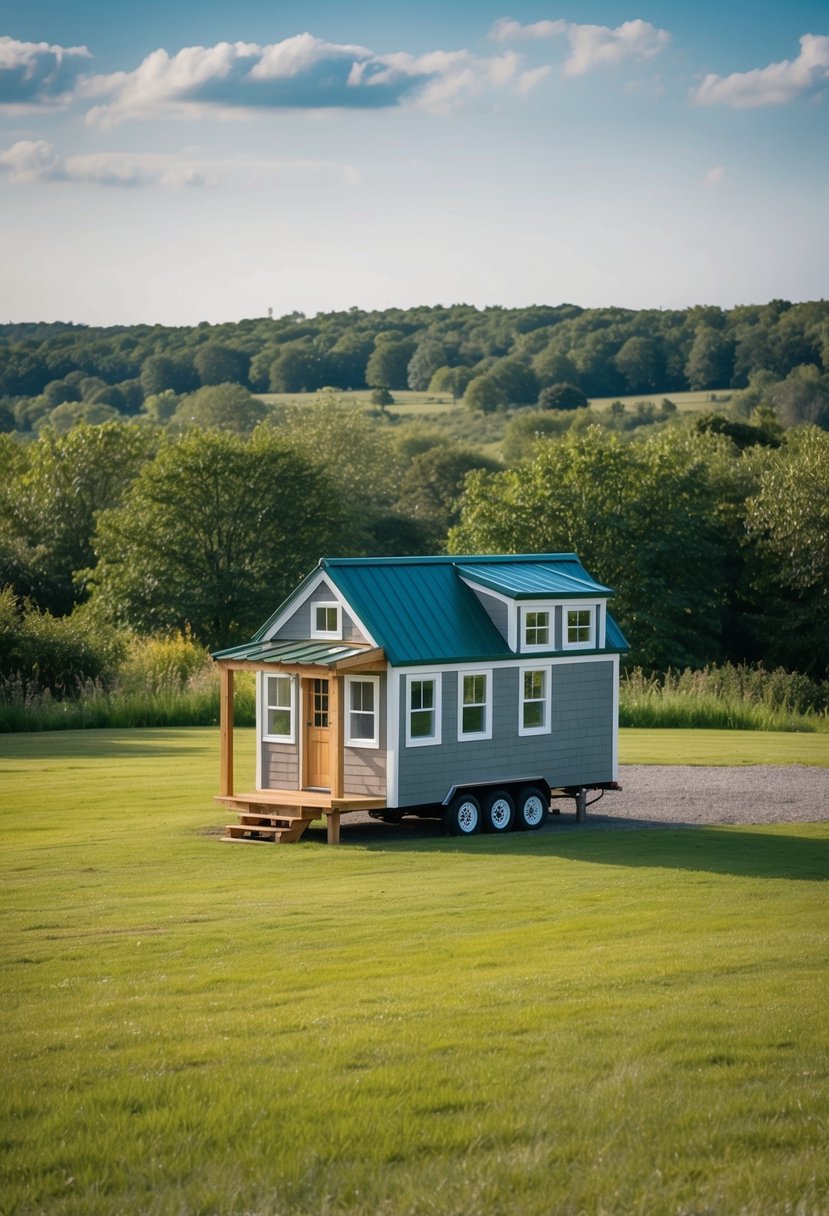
[313,603,340,635]
[566,607,594,647]
[524,610,550,648]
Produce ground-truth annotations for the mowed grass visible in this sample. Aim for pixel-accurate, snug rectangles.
[1,729,827,1216]
[620,728,829,767]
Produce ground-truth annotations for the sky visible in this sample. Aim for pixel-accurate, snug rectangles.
[0,1,827,326]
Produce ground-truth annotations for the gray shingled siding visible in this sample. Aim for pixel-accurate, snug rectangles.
[470,587,509,640]
[275,581,367,643]
[343,676,387,796]
[262,742,299,789]
[396,661,614,806]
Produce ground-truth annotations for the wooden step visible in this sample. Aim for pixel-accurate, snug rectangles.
[222,817,314,844]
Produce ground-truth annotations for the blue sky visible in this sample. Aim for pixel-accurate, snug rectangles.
[1,1,827,325]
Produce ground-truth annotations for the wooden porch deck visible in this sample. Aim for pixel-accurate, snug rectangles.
[215,789,388,845]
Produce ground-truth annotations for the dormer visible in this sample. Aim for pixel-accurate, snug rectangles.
[455,555,613,656]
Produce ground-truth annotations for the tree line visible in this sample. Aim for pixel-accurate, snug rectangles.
[2,298,829,435]
[1,404,827,685]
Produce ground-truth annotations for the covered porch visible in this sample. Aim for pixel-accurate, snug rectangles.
[214,638,388,845]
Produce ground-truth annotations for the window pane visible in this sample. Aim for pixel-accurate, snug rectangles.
[523,701,544,729]
[524,670,544,699]
[350,712,374,740]
[463,674,485,704]
[268,708,291,736]
[315,605,337,632]
[462,705,484,734]
[410,709,434,738]
[411,680,434,711]
[567,609,592,643]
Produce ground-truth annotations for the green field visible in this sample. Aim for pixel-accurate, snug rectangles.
[2,728,827,1215]
[255,387,729,420]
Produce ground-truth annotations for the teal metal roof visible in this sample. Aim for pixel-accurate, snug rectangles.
[212,638,370,666]
[455,557,612,599]
[228,554,629,667]
[324,558,511,667]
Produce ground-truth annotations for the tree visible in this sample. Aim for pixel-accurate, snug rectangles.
[396,445,501,548]
[407,340,448,391]
[685,326,734,390]
[614,336,663,392]
[170,384,269,433]
[42,379,81,407]
[193,343,250,387]
[140,354,197,396]
[769,365,829,430]
[268,343,326,393]
[745,427,829,674]
[487,357,538,405]
[463,376,507,414]
[365,339,415,391]
[537,382,588,410]
[449,426,737,671]
[370,387,394,411]
[92,429,357,649]
[8,422,157,613]
[428,365,473,400]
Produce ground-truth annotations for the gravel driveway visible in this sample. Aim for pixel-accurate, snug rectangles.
[336,765,829,843]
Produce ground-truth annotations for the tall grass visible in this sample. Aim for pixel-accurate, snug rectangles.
[0,632,255,732]
[620,663,829,732]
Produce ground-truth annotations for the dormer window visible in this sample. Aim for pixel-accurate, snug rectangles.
[311,602,341,639]
[564,605,595,649]
[524,610,550,648]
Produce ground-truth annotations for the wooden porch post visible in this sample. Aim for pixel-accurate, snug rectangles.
[219,664,234,797]
[327,674,344,844]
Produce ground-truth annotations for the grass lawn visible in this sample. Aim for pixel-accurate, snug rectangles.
[1,728,827,1215]
[620,728,829,767]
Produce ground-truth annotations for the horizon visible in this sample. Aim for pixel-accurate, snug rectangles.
[1,1,827,327]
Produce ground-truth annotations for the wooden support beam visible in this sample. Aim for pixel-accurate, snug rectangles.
[326,810,341,846]
[219,664,234,796]
[328,674,344,801]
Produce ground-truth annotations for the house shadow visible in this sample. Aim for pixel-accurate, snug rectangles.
[306,813,829,882]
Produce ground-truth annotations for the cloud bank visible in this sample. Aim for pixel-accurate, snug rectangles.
[80,32,537,125]
[0,35,91,108]
[0,139,360,189]
[691,33,829,107]
[491,17,670,76]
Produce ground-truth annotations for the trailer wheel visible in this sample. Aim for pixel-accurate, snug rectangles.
[483,788,514,833]
[446,792,481,836]
[515,785,547,831]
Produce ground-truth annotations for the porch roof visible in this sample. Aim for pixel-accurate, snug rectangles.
[212,638,371,667]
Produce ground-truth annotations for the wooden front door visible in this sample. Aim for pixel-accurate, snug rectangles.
[304,678,330,789]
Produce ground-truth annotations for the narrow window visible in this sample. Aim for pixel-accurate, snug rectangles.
[264,674,294,741]
[459,671,491,740]
[519,667,550,735]
[566,607,594,647]
[524,610,550,648]
[407,676,441,746]
[345,676,379,748]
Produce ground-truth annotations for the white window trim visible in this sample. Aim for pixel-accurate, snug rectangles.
[261,672,296,743]
[405,672,442,748]
[344,675,380,749]
[311,600,342,640]
[563,603,596,650]
[521,605,553,653]
[518,664,552,736]
[457,669,493,742]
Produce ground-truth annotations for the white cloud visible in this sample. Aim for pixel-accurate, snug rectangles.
[703,165,726,189]
[515,65,552,96]
[0,35,91,109]
[80,33,533,125]
[489,17,670,76]
[691,33,829,108]
[0,139,360,189]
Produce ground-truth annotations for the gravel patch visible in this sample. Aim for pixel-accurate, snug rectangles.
[554,764,829,830]
[333,765,829,843]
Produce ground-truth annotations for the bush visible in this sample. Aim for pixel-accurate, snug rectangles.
[0,588,122,696]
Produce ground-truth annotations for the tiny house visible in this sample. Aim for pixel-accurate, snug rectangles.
[213,554,628,844]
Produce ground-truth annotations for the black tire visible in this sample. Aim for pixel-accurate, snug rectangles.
[515,785,547,831]
[445,792,481,836]
[483,788,515,833]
